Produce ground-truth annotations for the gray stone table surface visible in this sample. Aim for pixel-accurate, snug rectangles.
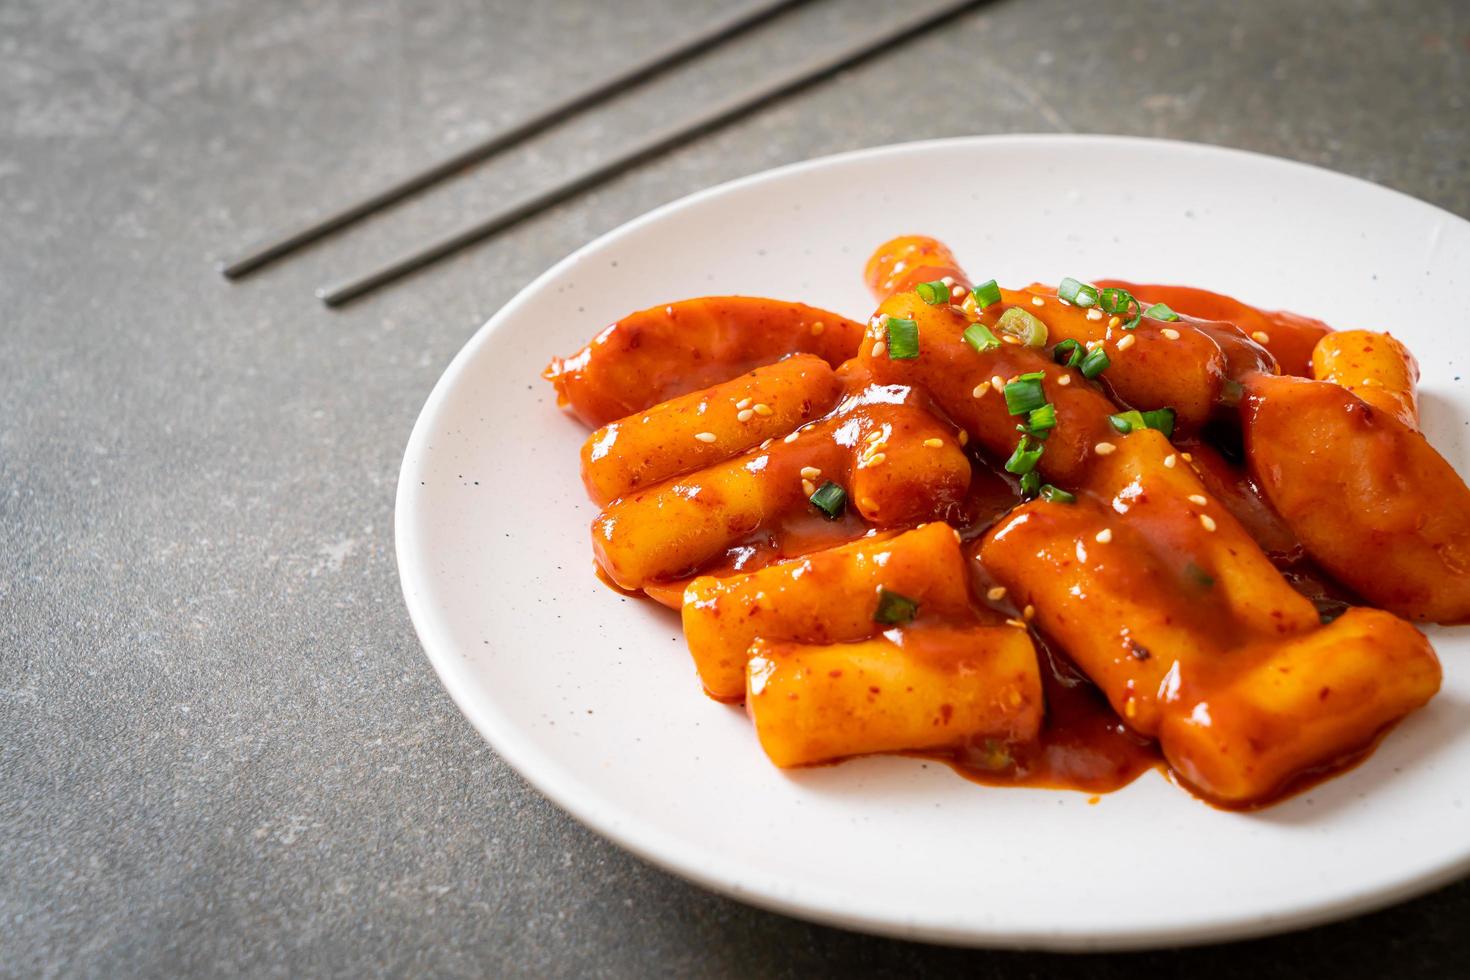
[3,0,1468,975]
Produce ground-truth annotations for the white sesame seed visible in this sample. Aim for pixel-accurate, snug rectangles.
[694,432,717,443]
[1164,454,1177,468]
[1002,334,1020,345]
[736,409,754,422]
[1031,296,1045,307]
[939,275,955,286]
[753,403,773,417]
[1058,297,1072,307]
[810,321,825,336]
[759,438,773,449]
[1095,528,1113,543]
[800,466,822,481]
[866,430,885,443]
[865,452,887,467]
[1251,330,1271,344]
[957,430,969,447]
[987,586,1007,601]
[1161,328,1181,341]
[1023,604,1036,621]
[1199,514,1217,532]
[1188,494,1208,506]
[1116,333,1136,351]
[1086,307,1104,321]
[784,431,799,444]
[1006,618,1028,629]
[736,397,752,409]
[871,341,887,358]
[951,284,967,299]
[991,375,1006,390]
[801,479,816,497]
[1181,452,1193,462]
[1058,374,1072,386]
[923,437,943,448]
[972,381,991,398]
[1094,442,1117,455]
[1108,316,1121,329]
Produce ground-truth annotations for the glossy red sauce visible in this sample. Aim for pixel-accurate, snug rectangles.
[587,283,1397,805]
[1097,281,1333,378]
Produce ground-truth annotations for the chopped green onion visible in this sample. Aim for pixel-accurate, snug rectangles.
[1140,407,1177,438]
[809,481,846,519]
[1003,375,1048,415]
[995,306,1049,347]
[1098,287,1135,316]
[873,587,920,625]
[1078,346,1111,379]
[1142,302,1180,322]
[1058,277,1099,308]
[972,279,1002,309]
[915,280,949,305]
[1109,410,1147,434]
[963,322,1001,353]
[1052,338,1083,368]
[1219,379,1244,407]
[1027,403,1057,432]
[886,317,919,359]
[1004,436,1044,476]
[1019,471,1041,497]
[1015,423,1051,441]
[1039,484,1076,504]
[1184,562,1216,589]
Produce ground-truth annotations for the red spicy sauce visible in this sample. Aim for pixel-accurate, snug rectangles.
[585,284,1376,805]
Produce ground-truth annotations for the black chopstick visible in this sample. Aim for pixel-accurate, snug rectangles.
[218,0,808,279]
[318,0,984,306]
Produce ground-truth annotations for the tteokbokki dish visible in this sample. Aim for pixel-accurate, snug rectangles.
[543,235,1469,809]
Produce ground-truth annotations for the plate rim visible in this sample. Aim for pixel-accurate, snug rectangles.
[394,133,1470,950]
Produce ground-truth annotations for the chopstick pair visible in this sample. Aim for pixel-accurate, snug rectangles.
[219,0,984,307]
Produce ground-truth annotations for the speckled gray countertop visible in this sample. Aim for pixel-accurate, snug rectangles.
[3,0,1468,976]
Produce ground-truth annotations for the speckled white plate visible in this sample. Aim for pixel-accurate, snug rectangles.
[396,136,1470,950]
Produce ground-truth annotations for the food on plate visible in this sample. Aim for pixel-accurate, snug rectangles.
[544,234,1462,808]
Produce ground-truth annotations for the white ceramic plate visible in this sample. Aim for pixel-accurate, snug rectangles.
[396,136,1470,950]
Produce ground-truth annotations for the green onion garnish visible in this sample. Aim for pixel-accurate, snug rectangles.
[886,317,919,359]
[1058,277,1099,308]
[873,587,920,625]
[1220,379,1244,407]
[1109,410,1147,434]
[1039,484,1076,504]
[1098,287,1135,316]
[972,279,1002,309]
[1027,403,1057,432]
[1004,436,1045,476]
[1015,423,1051,441]
[1140,407,1176,438]
[915,280,949,305]
[1052,338,1083,368]
[1078,346,1111,379]
[995,306,1048,347]
[1185,562,1216,589]
[1019,471,1041,497]
[1003,374,1048,415]
[963,322,1001,353]
[1142,302,1180,322]
[809,481,846,519]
